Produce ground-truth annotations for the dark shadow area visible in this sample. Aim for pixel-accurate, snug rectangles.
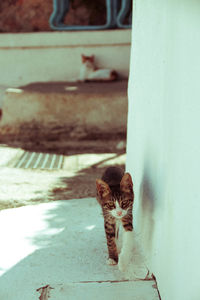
[49,153,125,200]
[0,142,125,210]
[0,134,126,155]
[138,161,156,252]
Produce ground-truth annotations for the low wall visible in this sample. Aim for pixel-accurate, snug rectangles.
[0,30,131,87]
[0,81,128,150]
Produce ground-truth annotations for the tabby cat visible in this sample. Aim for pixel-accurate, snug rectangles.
[96,166,134,271]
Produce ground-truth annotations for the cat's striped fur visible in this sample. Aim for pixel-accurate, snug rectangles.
[96,167,134,269]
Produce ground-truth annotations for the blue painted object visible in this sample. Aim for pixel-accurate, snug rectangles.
[117,0,132,29]
[49,0,132,30]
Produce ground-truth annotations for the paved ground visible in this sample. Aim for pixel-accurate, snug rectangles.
[0,144,160,299]
[0,198,160,300]
[0,144,126,210]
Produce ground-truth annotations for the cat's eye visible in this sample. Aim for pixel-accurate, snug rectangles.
[105,201,115,209]
[121,200,129,208]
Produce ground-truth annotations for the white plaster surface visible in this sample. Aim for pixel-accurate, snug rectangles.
[0,198,159,299]
[127,1,200,300]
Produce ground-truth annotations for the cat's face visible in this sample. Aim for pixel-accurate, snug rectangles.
[96,173,134,220]
[81,54,95,68]
[102,195,132,219]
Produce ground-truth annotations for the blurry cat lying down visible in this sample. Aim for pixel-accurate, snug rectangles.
[79,54,118,82]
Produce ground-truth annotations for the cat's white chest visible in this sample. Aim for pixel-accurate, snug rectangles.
[115,219,120,235]
[79,65,90,81]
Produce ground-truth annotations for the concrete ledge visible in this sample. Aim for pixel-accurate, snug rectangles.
[0,81,128,149]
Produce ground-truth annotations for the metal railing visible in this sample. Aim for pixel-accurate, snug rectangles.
[49,0,132,30]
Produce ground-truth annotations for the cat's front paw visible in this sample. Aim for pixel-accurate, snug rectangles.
[118,254,128,272]
[107,258,118,266]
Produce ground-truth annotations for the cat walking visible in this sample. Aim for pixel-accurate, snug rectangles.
[96,166,134,271]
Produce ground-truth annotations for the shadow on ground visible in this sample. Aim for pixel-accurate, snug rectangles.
[48,153,125,200]
[1,134,126,155]
[0,142,125,210]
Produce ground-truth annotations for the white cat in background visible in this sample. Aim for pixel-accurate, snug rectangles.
[79,54,118,82]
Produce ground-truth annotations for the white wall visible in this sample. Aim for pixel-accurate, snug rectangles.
[0,30,131,87]
[127,1,200,300]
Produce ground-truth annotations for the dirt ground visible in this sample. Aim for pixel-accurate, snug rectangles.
[0,139,126,210]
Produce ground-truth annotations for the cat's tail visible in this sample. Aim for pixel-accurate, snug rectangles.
[110,70,118,81]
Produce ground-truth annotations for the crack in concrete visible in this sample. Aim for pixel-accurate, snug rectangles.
[36,285,54,300]
[73,278,154,284]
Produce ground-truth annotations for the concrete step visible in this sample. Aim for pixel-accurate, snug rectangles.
[0,80,128,148]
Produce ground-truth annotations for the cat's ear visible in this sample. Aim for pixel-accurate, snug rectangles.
[90,55,94,62]
[120,173,133,194]
[96,179,110,198]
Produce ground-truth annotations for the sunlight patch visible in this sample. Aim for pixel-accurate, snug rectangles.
[14,152,64,170]
[85,225,96,230]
